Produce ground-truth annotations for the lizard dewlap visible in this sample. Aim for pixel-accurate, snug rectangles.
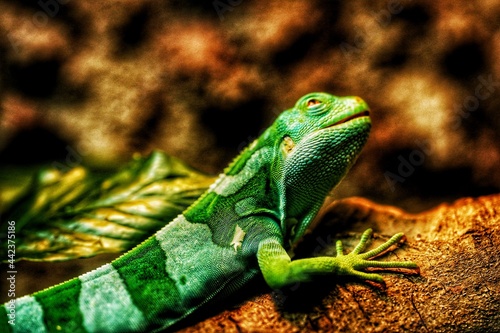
[1,92,417,333]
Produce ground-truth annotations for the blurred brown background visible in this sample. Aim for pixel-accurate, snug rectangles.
[0,0,499,213]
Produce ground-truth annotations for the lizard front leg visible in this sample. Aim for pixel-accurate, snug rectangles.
[257,228,417,289]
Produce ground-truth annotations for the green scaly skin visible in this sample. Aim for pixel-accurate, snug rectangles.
[0,93,417,332]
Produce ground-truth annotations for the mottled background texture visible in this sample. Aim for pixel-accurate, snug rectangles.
[1,0,499,212]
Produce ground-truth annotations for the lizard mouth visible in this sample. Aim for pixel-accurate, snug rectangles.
[329,110,370,127]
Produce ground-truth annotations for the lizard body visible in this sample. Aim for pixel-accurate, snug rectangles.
[1,93,417,332]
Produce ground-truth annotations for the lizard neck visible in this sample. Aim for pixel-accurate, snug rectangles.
[183,130,284,247]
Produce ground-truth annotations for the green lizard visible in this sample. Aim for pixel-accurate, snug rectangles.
[1,92,417,332]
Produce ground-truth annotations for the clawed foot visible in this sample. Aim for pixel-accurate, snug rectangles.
[334,228,418,283]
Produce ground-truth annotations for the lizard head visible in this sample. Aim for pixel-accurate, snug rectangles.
[271,92,371,245]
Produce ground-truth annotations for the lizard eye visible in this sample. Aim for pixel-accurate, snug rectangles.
[304,97,328,115]
[307,99,322,108]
